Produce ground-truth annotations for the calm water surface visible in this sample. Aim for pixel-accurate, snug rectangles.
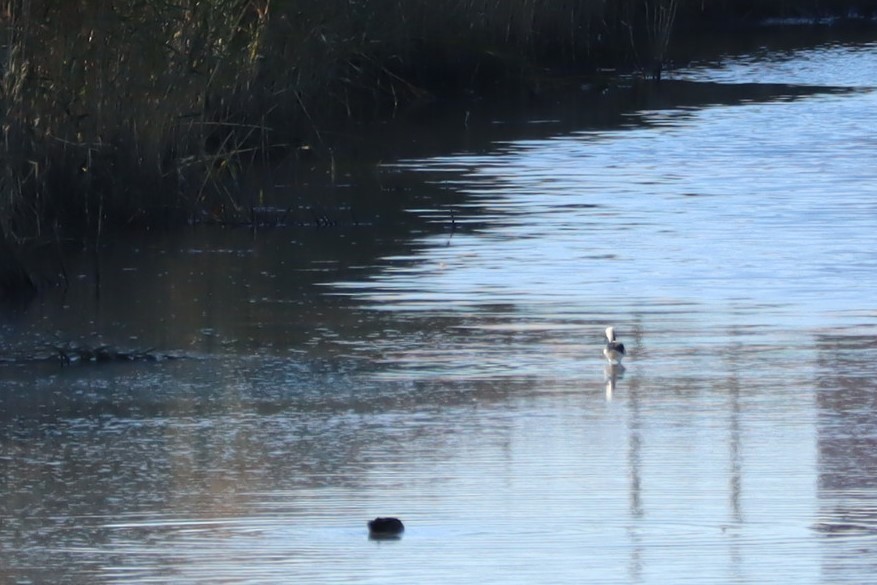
[3,34,877,584]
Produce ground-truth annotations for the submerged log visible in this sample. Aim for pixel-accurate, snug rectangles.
[0,343,183,366]
[55,343,182,365]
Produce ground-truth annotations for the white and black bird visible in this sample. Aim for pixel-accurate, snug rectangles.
[602,327,626,364]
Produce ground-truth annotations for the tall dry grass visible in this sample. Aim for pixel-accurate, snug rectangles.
[0,0,683,242]
[1,1,274,236]
[1,0,870,248]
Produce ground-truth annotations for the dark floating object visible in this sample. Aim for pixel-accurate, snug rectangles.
[368,517,405,538]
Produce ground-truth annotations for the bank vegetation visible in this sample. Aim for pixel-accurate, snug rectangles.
[1,0,875,297]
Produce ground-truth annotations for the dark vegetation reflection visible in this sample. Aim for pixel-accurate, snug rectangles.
[816,332,877,580]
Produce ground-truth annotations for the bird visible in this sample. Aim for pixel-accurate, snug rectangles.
[368,517,405,538]
[602,327,626,364]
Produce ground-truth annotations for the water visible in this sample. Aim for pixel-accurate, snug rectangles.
[3,33,877,584]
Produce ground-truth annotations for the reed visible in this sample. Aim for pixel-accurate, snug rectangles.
[1,0,271,237]
[0,222,35,300]
[1,0,872,243]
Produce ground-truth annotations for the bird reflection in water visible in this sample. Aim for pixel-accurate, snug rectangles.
[604,363,625,400]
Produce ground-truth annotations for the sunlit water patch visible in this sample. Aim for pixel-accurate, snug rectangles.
[333,73,877,381]
[673,39,877,87]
